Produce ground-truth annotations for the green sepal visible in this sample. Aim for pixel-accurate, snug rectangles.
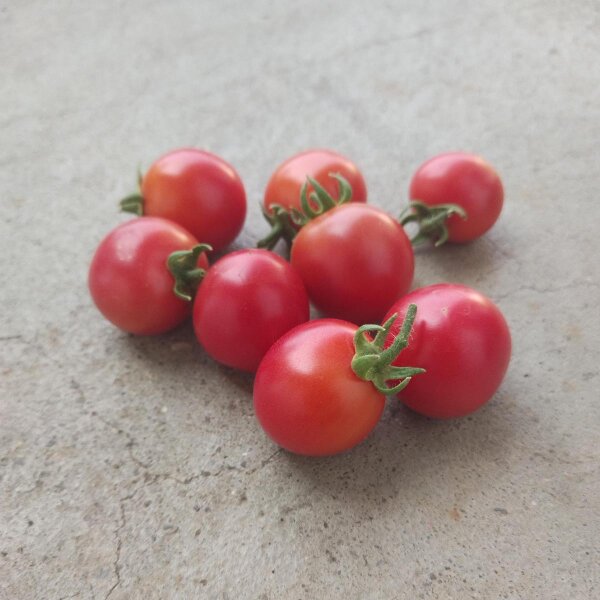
[119,168,145,216]
[167,243,212,302]
[257,203,298,250]
[399,200,468,247]
[351,305,425,395]
[119,193,144,216]
[295,172,353,225]
[257,172,354,249]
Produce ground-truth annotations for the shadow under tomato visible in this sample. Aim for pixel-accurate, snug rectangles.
[410,232,516,292]
[118,317,255,397]
[278,383,522,510]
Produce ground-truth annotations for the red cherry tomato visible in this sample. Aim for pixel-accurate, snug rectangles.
[254,319,385,456]
[130,148,246,252]
[264,149,367,214]
[89,217,208,335]
[193,249,309,372]
[384,284,511,418]
[291,203,414,323]
[409,152,504,242]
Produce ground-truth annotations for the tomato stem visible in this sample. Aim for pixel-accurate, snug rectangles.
[399,201,467,247]
[120,193,144,216]
[256,172,353,250]
[167,243,212,301]
[351,304,425,395]
[119,169,145,216]
[256,204,297,251]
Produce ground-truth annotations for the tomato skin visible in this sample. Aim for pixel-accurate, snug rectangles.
[264,149,367,214]
[384,284,511,418]
[141,148,246,252]
[193,249,309,372]
[254,319,385,456]
[89,217,207,335]
[409,152,504,242]
[291,203,414,323]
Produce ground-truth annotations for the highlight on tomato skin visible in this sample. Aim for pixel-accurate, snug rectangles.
[88,217,209,335]
[192,249,310,373]
[408,152,504,244]
[121,148,247,253]
[383,283,512,419]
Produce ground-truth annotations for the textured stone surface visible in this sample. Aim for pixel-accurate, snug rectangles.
[1,1,599,599]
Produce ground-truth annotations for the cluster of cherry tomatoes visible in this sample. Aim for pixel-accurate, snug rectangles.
[89,148,511,456]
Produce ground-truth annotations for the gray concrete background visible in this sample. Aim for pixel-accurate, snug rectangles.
[1,1,599,598]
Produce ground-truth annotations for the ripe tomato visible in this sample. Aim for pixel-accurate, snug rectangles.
[89,217,209,335]
[384,284,511,418]
[121,148,246,252]
[193,249,309,372]
[264,149,367,215]
[408,152,504,243]
[254,308,424,456]
[254,320,384,456]
[291,203,414,323]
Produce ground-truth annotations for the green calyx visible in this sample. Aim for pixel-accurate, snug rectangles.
[119,168,145,216]
[290,172,353,226]
[256,172,353,250]
[256,204,297,250]
[399,200,467,247]
[351,304,425,395]
[167,243,212,302]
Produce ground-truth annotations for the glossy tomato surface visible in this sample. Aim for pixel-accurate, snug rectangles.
[264,149,367,214]
[89,217,207,335]
[141,148,246,251]
[384,284,511,418]
[291,203,414,323]
[254,319,385,456]
[409,152,504,242]
[193,249,309,372]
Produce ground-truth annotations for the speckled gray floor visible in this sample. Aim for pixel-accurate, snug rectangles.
[1,1,599,599]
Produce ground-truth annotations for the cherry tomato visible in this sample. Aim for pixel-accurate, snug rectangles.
[409,152,504,242]
[384,284,511,418]
[291,203,414,323]
[264,149,367,215]
[122,148,246,252]
[254,319,385,456]
[89,217,208,335]
[193,249,309,372]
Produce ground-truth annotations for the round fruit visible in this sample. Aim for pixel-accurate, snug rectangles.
[89,217,208,335]
[384,284,511,418]
[193,249,309,372]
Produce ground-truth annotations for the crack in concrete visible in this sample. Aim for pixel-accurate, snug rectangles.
[89,399,283,484]
[493,279,597,303]
[73,380,285,597]
[104,486,142,600]
[89,409,151,471]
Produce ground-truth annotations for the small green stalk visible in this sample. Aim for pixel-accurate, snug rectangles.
[292,173,353,225]
[256,172,353,249]
[399,200,467,247]
[120,192,144,216]
[119,168,145,216]
[351,304,425,394]
[167,243,212,302]
[256,204,297,251]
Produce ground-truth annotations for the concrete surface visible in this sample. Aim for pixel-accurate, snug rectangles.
[1,1,599,598]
